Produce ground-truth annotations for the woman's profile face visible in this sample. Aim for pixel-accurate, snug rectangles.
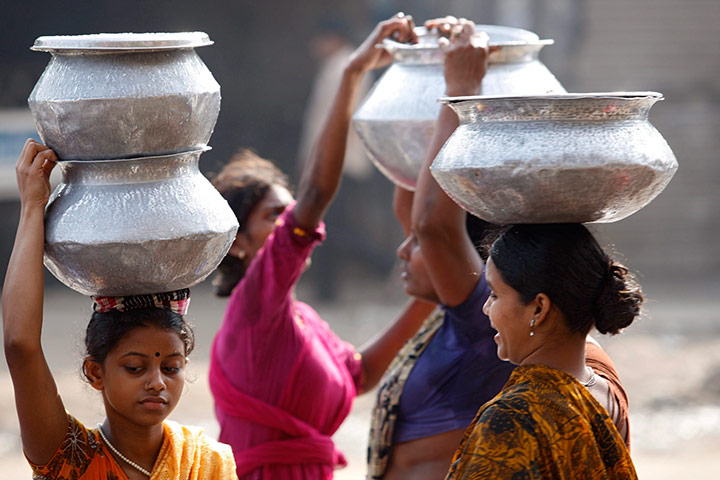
[232,184,293,264]
[483,258,536,364]
[96,326,187,426]
[396,232,440,303]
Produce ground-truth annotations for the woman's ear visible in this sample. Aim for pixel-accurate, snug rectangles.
[531,293,553,328]
[228,233,249,260]
[83,356,104,391]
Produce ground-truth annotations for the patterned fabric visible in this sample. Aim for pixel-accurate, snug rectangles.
[92,288,190,315]
[28,413,237,479]
[28,415,126,480]
[445,364,638,480]
[366,308,444,480]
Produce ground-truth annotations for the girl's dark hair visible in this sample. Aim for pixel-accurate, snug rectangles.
[211,149,291,297]
[83,308,195,381]
[489,224,643,335]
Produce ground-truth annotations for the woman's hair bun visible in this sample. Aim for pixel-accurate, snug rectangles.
[593,262,644,335]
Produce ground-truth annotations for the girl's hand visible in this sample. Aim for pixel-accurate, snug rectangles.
[347,12,418,74]
[439,19,490,97]
[16,139,58,209]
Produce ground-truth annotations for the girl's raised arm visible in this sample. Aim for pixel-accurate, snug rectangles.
[2,139,67,464]
[293,14,417,230]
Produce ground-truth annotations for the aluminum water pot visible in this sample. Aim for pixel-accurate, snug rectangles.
[44,148,239,296]
[352,25,566,190]
[28,32,221,160]
[430,93,678,224]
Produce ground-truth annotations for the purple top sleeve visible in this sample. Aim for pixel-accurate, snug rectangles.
[392,273,515,444]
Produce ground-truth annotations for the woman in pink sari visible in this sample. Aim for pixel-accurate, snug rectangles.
[208,14,436,479]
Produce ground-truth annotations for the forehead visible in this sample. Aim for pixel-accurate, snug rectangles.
[261,184,293,208]
[110,326,185,356]
[485,258,502,287]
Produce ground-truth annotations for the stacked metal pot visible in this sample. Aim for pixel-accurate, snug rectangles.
[28,32,238,296]
[352,24,678,223]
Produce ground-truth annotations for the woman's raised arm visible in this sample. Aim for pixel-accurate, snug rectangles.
[293,14,417,230]
[412,21,490,307]
[2,139,67,464]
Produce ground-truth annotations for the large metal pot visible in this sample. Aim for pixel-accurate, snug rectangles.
[352,25,565,190]
[430,93,678,224]
[28,32,221,160]
[44,147,239,296]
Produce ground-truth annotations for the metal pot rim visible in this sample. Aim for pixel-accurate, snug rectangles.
[58,146,211,164]
[439,91,664,104]
[383,24,540,51]
[31,32,213,53]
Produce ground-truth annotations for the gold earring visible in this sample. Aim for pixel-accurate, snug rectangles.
[530,318,536,337]
[236,250,246,260]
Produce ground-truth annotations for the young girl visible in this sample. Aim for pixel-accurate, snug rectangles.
[2,139,238,479]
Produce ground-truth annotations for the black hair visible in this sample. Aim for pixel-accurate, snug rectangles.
[489,223,643,335]
[211,149,291,297]
[83,308,195,382]
[465,212,497,261]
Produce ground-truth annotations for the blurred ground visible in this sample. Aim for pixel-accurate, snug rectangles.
[1,270,719,478]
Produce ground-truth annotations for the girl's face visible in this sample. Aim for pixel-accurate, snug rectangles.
[230,184,293,264]
[483,258,536,364]
[94,326,187,427]
[397,232,439,303]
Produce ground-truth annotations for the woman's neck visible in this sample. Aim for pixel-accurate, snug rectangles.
[100,417,164,475]
[521,333,588,382]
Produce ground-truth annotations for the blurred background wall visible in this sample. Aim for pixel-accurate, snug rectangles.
[0,0,718,298]
[1,1,719,477]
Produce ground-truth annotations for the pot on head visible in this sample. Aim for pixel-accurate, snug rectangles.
[430,92,678,224]
[44,147,239,296]
[352,24,565,190]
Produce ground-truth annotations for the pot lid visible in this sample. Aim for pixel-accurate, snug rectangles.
[31,32,213,52]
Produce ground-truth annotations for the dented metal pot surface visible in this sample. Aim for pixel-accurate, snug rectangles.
[430,92,678,224]
[352,25,565,190]
[28,32,220,160]
[44,148,238,296]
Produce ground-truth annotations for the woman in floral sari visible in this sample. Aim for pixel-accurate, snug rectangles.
[446,224,642,479]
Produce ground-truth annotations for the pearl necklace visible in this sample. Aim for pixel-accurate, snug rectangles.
[582,366,597,388]
[97,424,152,477]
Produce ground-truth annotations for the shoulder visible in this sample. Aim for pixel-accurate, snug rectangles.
[28,414,108,476]
[445,273,489,313]
[475,388,537,435]
[164,421,236,466]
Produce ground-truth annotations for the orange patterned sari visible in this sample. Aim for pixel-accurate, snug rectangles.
[29,414,237,479]
[445,364,637,480]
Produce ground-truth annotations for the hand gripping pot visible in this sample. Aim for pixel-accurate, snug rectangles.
[28,32,221,160]
[352,24,565,190]
[430,93,678,224]
[43,147,239,296]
